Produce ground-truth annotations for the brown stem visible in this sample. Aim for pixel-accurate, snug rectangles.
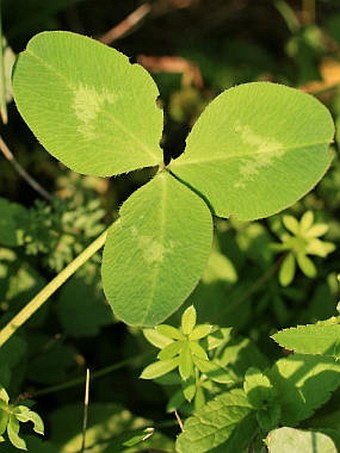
[98,3,151,45]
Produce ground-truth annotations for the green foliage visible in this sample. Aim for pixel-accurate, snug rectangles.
[13,31,163,177]
[0,386,44,450]
[2,9,340,452]
[176,389,256,453]
[102,173,213,326]
[272,211,336,286]
[141,306,233,410]
[12,30,335,327]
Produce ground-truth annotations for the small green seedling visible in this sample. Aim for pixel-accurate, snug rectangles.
[272,210,335,286]
[0,387,44,451]
[141,306,235,410]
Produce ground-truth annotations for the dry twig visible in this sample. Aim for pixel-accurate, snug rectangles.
[99,3,151,45]
[0,136,53,201]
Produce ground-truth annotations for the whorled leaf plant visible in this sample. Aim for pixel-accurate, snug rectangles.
[0,31,335,341]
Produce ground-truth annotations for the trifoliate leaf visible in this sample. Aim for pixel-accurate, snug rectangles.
[13,31,163,177]
[102,171,213,326]
[171,82,334,220]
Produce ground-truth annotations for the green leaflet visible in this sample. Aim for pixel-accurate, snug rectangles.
[272,322,340,359]
[102,172,213,326]
[171,82,334,220]
[266,427,337,453]
[12,31,163,177]
[176,389,256,453]
[268,354,340,426]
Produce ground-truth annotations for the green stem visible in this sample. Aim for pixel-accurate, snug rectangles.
[0,229,108,348]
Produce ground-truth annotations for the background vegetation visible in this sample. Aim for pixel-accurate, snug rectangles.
[0,0,339,451]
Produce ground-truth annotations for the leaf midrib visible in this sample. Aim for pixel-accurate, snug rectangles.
[141,174,167,325]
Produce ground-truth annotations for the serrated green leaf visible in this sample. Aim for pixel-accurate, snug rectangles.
[102,171,213,326]
[143,328,173,349]
[268,354,340,425]
[140,357,179,380]
[296,252,316,277]
[157,340,182,360]
[7,415,26,450]
[181,306,197,335]
[279,253,296,286]
[189,324,213,341]
[272,323,340,359]
[179,343,193,380]
[176,389,255,453]
[171,82,334,220]
[12,31,163,177]
[267,427,337,453]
